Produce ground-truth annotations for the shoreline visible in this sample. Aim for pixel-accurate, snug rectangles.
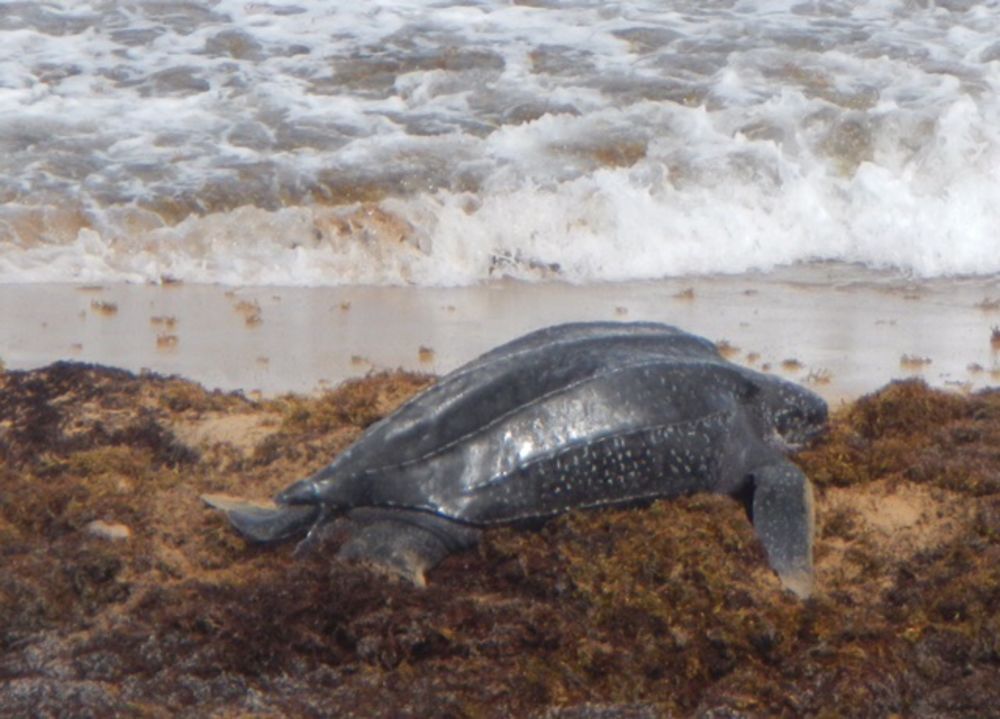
[2,264,1000,402]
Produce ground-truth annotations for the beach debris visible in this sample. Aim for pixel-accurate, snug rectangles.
[974,297,1000,311]
[90,300,118,316]
[76,285,105,293]
[350,354,369,367]
[715,339,739,358]
[488,251,561,279]
[234,299,263,327]
[69,343,83,353]
[339,301,352,311]
[673,287,695,300]
[781,358,804,371]
[159,275,182,286]
[745,351,761,364]
[967,363,984,374]
[806,368,833,385]
[150,315,178,329]
[156,333,179,349]
[900,354,932,370]
[614,306,628,316]
[418,345,435,363]
[991,326,1000,349]
[86,520,131,542]
[256,356,270,366]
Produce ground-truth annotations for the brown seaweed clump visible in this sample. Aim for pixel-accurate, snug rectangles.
[1,364,999,718]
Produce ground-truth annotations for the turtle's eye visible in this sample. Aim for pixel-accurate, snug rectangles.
[775,396,827,446]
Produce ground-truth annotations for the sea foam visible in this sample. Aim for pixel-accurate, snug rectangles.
[0,0,998,285]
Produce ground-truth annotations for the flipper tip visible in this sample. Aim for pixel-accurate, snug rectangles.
[202,493,319,543]
[778,568,814,599]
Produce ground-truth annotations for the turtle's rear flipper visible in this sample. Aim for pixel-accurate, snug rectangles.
[338,508,481,587]
[749,462,815,599]
[202,494,320,543]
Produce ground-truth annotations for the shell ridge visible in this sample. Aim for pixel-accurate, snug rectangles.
[374,322,706,417]
[463,407,737,493]
[340,409,739,524]
[318,327,728,478]
[353,359,745,480]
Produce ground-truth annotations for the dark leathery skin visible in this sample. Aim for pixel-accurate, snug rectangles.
[280,323,822,523]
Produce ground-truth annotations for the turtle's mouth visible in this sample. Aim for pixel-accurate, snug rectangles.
[768,425,826,452]
[767,432,798,453]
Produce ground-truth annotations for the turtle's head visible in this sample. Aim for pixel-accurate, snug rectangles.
[759,379,828,450]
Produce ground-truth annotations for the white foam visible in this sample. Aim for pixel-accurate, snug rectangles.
[0,0,998,285]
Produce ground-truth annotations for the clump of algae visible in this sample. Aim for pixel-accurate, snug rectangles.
[1,366,998,717]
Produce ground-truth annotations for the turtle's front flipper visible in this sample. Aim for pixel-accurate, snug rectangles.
[749,462,815,599]
[202,494,320,543]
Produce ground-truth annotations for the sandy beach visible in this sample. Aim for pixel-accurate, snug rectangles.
[3,264,1000,717]
[4,0,999,712]
[1,358,998,717]
[3,264,1000,403]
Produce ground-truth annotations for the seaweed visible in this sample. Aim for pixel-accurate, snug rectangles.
[1,365,998,717]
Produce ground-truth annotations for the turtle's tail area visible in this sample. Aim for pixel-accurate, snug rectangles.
[202,494,321,544]
[749,461,815,599]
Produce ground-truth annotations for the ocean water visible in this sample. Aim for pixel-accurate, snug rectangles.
[0,0,998,286]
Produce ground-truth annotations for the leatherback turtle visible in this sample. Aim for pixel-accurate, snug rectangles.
[204,322,826,598]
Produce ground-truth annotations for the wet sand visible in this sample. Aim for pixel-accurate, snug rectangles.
[3,263,1000,403]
